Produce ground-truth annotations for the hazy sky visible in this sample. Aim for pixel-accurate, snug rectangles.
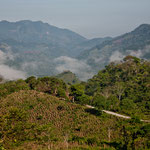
[0,0,150,38]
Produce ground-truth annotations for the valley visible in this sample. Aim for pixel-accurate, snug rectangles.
[0,21,150,81]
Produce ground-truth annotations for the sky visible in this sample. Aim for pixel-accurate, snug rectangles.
[0,0,150,38]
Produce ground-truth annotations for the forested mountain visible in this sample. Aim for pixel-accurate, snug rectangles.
[70,37,112,57]
[78,24,150,73]
[0,20,86,50]
[0,20,87,78]
[0,20,112,80]
[0,20,86,67]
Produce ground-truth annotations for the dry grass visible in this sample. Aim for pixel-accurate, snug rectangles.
[0,90,121,149]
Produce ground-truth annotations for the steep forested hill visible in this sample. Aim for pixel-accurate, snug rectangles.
[80,56,150,119]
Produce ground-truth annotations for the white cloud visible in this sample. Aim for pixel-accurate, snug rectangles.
[0,49,26,80]
[109,51,124,62]
[129,50,142,58]
[21,61,39,71]
[54,56,94,81]
[0,64,26,80]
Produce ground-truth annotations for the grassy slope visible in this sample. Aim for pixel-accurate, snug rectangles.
[0,90,123,150]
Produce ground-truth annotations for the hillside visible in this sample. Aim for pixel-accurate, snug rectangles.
[78,24,150,73]
[0,90,122,150]
[82,56,150,119]
[0,57,150,149]
[0,20,86,47]
[0,20,87,78]
[1,90,149,150]
[70,37,112,57]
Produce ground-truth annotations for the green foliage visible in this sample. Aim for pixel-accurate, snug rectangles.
[120,98,136,112]
[0,79,29,98]
[57,87,68,100]
[0,108,34,149]
[25,76,37,89]
[70,84,92,104]
[31,76,68,98]
[0,56,149,149]
[84,56,150,119]
[92,93,107,109]
[0,76,68,100]
[71,135,87,144]
[0,90,110,149]
[70,136,99,146]
[118,120,150,150]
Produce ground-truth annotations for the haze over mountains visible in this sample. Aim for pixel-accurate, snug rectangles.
[79,24,150,72]
[0,20,150,80]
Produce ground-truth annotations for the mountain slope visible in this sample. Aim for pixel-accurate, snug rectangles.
[0,90,120,149]
[0,61,149,149]
[78,24,150,72]
[0,20,87,58]
[83,56,150,120]
[0,20,86,47]
[0,20,87,78]
[69,37,112,57]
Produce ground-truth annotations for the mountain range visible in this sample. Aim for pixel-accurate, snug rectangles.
[78,24,150,73]
[0,20,150,80]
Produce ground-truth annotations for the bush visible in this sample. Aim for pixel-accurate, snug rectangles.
[0,108,33,148]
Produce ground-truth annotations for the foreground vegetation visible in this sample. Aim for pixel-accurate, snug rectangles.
[0,56,150,150]
[80,56,150,119]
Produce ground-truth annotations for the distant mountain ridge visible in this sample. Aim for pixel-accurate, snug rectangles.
[0,20,88,78]
[0,20,87,58]
[0,20,150,80]
[0,20,86,45]
[70,37,112,57]
[78,24,150,73]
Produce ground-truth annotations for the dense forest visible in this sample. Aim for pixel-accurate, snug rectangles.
[0,56,150,150]
[83,56,150,119]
